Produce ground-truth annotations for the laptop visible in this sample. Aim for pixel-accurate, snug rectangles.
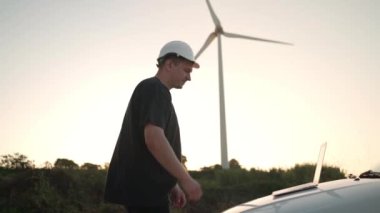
[272,142,327,197]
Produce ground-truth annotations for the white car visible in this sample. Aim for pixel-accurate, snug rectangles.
[223,173,380,213]
[223,143,380,213]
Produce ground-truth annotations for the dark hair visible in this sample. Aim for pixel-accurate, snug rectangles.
[156,53,187,68]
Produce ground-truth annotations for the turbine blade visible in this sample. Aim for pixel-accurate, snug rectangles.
[223,32,293,45]
[206,0,222,28]
[195,32,217,60]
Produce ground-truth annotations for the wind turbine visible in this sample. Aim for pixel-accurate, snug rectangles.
[195,0,293,169]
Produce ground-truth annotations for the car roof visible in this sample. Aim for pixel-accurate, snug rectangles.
[223,178,380,213]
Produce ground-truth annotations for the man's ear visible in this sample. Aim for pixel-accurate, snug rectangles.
[166,58,176,71]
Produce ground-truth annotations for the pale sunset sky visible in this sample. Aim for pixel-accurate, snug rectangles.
[1,0,379,175]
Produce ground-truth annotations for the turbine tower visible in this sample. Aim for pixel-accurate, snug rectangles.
[195,0,293,169]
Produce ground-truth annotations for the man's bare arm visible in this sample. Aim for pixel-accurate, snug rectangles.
[144,123,202,201]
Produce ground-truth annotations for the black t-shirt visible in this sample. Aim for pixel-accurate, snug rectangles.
[104,77,181,206]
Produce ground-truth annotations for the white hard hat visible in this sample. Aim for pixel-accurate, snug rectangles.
[158,41,199,68]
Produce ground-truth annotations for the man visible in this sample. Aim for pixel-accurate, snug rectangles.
[104,41,202,213]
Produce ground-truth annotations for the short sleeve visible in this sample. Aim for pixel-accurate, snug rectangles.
[134,79,172,129]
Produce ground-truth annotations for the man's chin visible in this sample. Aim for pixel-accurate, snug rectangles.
[175,83,185,89]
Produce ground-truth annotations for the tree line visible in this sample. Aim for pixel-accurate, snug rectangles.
[0,153,346,212]
[0,153,106,170]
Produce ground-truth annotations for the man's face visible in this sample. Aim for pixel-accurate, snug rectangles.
[169,59,193,89]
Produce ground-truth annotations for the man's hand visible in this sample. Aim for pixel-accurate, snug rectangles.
[170,184,187,208]
[178,176,202,202]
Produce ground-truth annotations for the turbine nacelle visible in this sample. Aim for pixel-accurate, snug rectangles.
[215,26,224,35]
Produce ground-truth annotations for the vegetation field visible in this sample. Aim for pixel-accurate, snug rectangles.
[0,153,345,213]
